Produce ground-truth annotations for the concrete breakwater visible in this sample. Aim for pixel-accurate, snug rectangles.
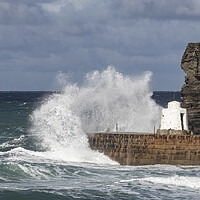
[88,133,200,165]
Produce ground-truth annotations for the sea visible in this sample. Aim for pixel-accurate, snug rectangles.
[0,69,200,200]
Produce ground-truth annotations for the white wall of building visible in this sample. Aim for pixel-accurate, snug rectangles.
[160,101,188,130]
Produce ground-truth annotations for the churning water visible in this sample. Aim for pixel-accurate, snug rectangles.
[0,67,199,200]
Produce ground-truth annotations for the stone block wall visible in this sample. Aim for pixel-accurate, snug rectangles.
[88,133,200,165]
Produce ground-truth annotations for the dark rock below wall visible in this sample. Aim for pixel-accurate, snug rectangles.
[181,42,200,134]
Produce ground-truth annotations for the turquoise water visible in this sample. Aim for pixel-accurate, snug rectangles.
[1,91,200,200]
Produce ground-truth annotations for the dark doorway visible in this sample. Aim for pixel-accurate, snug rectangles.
[181,113,184,130]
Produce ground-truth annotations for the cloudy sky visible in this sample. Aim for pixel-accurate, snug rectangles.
[0,0,200,91]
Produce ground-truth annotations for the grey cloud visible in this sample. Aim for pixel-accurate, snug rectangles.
[110,0,200,20]
[0,0,199,90]
[0,1,49,25]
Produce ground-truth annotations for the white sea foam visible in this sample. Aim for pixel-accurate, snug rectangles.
[0,135,25,149]
[29,67,161,164]
[119,175,200,189]
[143,175,200,189]
[17,163,53,179]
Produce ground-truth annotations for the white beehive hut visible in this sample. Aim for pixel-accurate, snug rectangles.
[160,101,188,130]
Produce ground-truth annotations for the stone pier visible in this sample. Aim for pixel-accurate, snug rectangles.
[88,133,200,165]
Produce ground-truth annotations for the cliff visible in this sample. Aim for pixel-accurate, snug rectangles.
[181,43,200,134]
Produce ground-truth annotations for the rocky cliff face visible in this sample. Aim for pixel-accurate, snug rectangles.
[181,43,200,134]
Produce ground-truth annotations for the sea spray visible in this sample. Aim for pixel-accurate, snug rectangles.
[30,66,161,163]
[72,66,161,132]
[29,87,116,163]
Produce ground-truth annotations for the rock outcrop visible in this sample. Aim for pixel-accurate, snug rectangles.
[181,42,200,134]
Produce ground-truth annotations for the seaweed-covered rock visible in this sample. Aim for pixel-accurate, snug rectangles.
[181,43,200,134]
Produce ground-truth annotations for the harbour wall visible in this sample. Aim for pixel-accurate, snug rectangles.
[88,132,200,165]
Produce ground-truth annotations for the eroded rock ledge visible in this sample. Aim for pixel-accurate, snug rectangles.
[181,42,200,134]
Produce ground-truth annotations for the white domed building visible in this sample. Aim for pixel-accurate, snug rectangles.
[157,101,192,135]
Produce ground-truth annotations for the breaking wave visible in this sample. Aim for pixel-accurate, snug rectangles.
[30,66,161,163]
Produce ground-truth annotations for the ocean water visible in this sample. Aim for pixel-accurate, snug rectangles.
[0,68,199,200]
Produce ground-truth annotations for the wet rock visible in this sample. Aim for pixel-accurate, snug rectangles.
[181,42,200,134]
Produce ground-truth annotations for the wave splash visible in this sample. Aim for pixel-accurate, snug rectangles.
[30,66,161,163]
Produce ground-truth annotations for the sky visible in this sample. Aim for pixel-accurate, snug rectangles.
[0,0,200,91]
